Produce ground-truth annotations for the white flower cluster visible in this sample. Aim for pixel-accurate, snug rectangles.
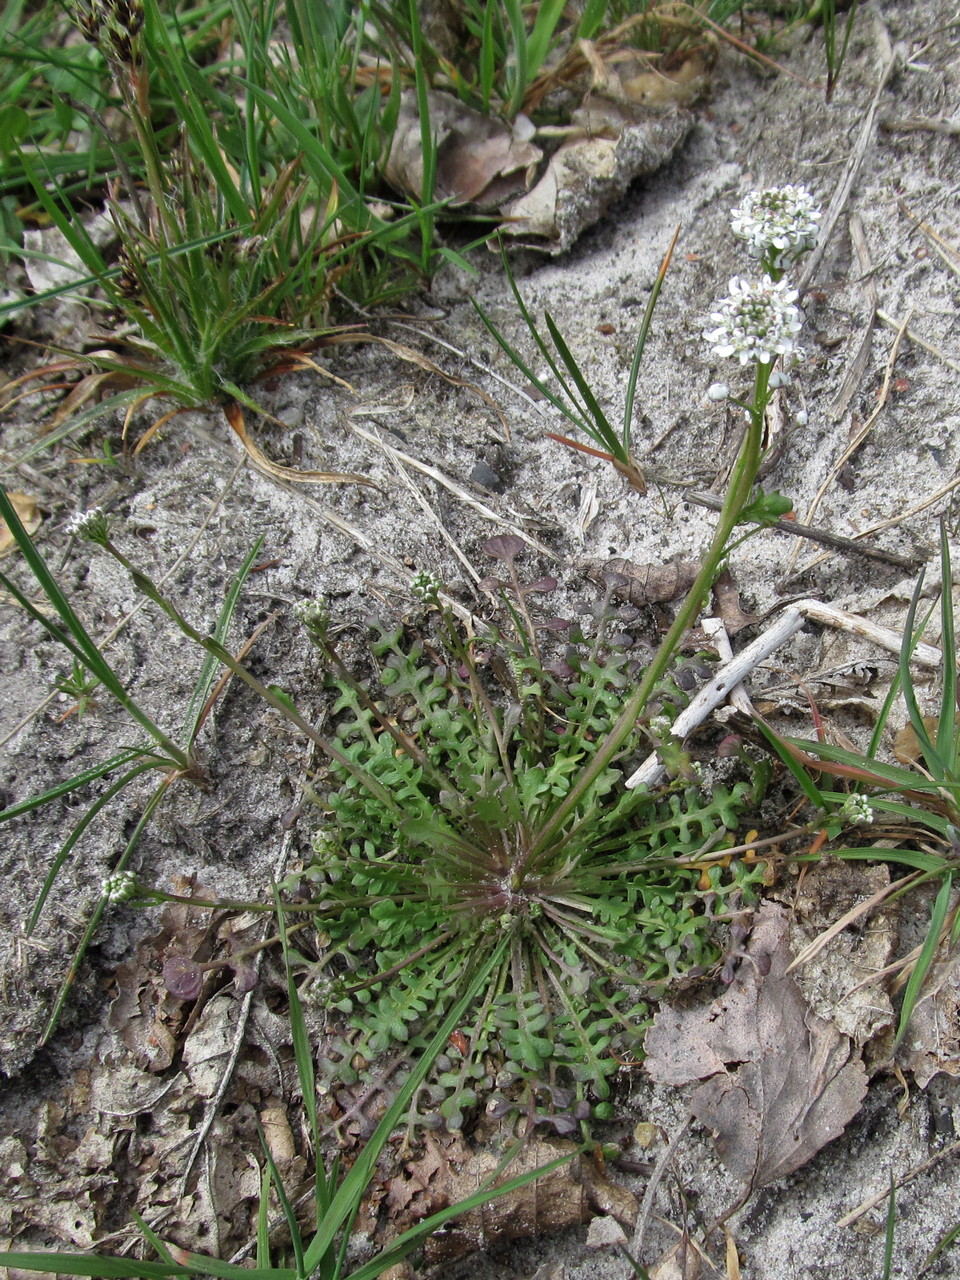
[731,185,820,272]
[838,793,875,825]
[704,276,802,366]
[65,506,110,543]
[102,869,138,902]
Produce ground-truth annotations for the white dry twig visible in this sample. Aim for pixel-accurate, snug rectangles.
[626,600,942,790]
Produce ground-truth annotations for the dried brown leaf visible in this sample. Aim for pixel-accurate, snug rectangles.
[712,569,759,634]
[498,104,691,253]
[893,715,939,766]
[590,557,699,605]
[896,954,960,1087]
[0,491,41,555]
[383,1132,634,1264]
[386,90,541,208]
[644,903,868,1189]
[108,881,217,1071]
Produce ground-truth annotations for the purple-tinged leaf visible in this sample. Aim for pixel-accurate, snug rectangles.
[524,576,558,595]
[484,534,524,563]
[163,955,204,1001]
[230,961,259,994]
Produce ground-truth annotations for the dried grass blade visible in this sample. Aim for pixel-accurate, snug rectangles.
[222,401,375,486]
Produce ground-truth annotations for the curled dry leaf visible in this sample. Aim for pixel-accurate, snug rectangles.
[712,569,759,634]
[589,557,700,605]
[384,86,692,254]
[108,877,216,1071]
[896,954,960,1087]
[892,715,940,767]
[386,90,542,209]
[499,102,691,253]
[644,903,868,1190]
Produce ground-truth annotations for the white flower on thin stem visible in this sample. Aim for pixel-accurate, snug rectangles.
[731,186,821,272]
[65,506,110,544]
[706,382,730,402]
[704,276,802,366]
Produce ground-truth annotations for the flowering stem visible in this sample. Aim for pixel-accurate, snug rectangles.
[528,373,770,857]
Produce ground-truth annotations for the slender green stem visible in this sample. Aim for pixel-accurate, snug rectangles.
[528,362,771,858]
[100,543,406,817]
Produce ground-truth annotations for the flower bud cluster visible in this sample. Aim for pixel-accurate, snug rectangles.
[294,598,330,634]
[102,869,139,902]
[411,568,443,603]
[838,794,875,825]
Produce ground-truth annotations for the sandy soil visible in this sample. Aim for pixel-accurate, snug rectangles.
[3,1,960,1275]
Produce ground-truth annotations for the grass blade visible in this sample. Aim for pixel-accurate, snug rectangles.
[921,1216,960,1274]
[344,1152,575,1280]
[27,760,164,933]
[40,773,175,1045]
[936,521,956,771]
[899,567,947,778]
[893,872,953,1051]
[0,748,151,822]
[881,1168,896,1280]
[623,225,679,457]
[182,535,266,742]
[301,938,510,1274]
[257,1123,305,1280]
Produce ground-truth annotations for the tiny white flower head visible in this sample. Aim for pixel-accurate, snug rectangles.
[731,185,821,271]
[411,568,443,602]
[65,506,110,544]
[649,714,672,740]
[704,275,802,366]
[706,382,730,402]
[103,869,138,902]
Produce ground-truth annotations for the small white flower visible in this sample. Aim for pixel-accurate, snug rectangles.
[731,186,821,271]
[649,714,672,740]
[65,506,110,543]
[794,408,809,426]
[706,382,730,402]
[768,369,791,388]
[102,869,138,902]
[704,275,803,366]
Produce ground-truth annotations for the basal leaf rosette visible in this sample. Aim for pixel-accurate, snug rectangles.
[298,614,767,1132]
